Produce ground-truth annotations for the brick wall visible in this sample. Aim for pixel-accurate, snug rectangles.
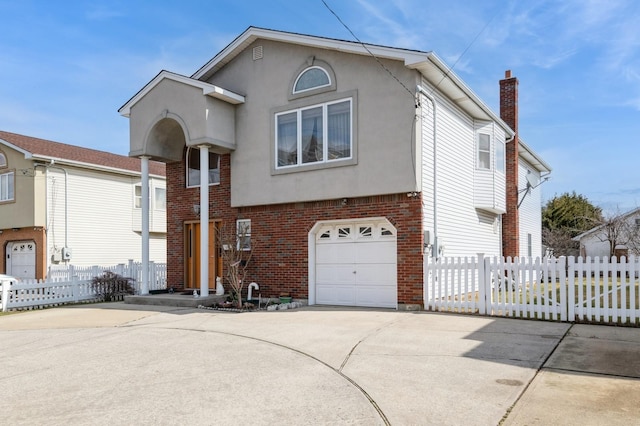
[0,227,47,278]
[500,70,519,258]
[166,153,424,306]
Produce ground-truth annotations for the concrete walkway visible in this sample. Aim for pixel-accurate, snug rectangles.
[0,304,638,425]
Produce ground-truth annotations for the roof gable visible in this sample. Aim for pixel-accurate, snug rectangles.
[0,130,165,177]
[190,27,514,137]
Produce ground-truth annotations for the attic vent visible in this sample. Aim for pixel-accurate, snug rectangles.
[253,46,263,61]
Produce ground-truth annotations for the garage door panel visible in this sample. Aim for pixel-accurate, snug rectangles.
[355,241,396,263]
[317,285,355,305]
[355,263,396,286]
[356,286,397,308]
[316,244,356,264]
[316,264,355,285]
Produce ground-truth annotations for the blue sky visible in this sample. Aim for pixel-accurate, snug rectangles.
[1,0,639,212]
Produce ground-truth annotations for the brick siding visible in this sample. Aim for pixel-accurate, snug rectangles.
[166,154,424,306]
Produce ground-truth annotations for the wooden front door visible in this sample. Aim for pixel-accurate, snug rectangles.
[184,221,222,290]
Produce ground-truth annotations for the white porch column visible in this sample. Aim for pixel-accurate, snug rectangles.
[140,156,150,295]
[199,145,209,297]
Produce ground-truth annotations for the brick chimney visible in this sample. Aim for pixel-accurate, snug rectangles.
[500,70,519,258]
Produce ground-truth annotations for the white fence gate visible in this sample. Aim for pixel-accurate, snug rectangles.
[424,254,640,325]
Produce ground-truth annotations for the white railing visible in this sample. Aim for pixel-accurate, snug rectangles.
[48,260,167,294]
[425,255,640,325]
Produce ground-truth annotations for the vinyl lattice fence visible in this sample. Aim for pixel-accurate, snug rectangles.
[424,255,640,325]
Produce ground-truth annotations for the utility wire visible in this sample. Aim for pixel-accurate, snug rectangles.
[321,0,416,104]
[322,0,499,104]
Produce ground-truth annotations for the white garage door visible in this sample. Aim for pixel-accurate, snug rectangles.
[315,220,397,308]
[7,240,36,280]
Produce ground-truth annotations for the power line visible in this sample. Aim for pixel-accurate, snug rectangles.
[321,0,416,104]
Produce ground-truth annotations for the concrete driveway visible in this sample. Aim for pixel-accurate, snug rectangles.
[0,304,638,425]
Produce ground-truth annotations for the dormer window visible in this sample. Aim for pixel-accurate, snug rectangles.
[294,66,331,93]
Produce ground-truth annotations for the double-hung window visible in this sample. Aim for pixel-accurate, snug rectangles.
[276,98,352,169]
[478,134,491,170]
[0,171,14,202]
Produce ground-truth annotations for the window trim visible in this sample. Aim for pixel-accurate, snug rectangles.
[477,133,491,170]
[0,169,15,203]
[185,147,221,188]
[134,183,166,211]
[236,219,251,251]
[289,59,337,101]
[293,66,331,94]
[271,90,358,175]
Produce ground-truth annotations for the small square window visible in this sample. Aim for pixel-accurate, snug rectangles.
[237,219,251,251]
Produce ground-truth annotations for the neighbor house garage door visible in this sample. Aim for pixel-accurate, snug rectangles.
[315,220,397,308]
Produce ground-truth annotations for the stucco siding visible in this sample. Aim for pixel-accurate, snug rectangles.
[209,39,419,207]
[0,147,43,228]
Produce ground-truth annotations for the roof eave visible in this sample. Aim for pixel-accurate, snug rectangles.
[192,26,432,81]
[408,53,515,138]
[518,138,552,173]
[119,70,245,118]
[30,155,165,178]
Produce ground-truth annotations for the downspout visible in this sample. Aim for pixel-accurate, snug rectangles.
[41,160,69,252]
[417,85,438,258]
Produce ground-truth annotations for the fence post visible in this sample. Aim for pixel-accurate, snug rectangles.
[477,253,486,315]
[72,275,79,303]
[128,259,134,281]
[69,264,75,280]
[149,261,156,291]
[558,256,567,321]
[567,256,575,322]
[1,279,11,312]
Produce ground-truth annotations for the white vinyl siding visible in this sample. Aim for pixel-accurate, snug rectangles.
[518,159,543,259]
[419,80,502,258]
[473,121,506,214]
[46,167,166,267]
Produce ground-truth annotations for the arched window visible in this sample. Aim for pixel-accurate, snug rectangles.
[0,152,6,168]
[186,147,220,187]
[293,66,331,93]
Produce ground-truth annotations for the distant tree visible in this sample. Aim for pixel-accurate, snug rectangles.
[542,192,603,256]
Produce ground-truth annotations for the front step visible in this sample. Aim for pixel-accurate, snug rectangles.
[124,293,227,308]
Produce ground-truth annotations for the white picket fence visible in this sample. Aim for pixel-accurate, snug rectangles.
[1,261,168,312]
[1,277,97,312]
[48,260,167,294]
[424,254,640,325]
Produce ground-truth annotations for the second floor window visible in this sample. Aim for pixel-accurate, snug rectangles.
[276,98,352,169]
[187,148,220,187]
[0,171,15,202]
[478,134,491,170]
